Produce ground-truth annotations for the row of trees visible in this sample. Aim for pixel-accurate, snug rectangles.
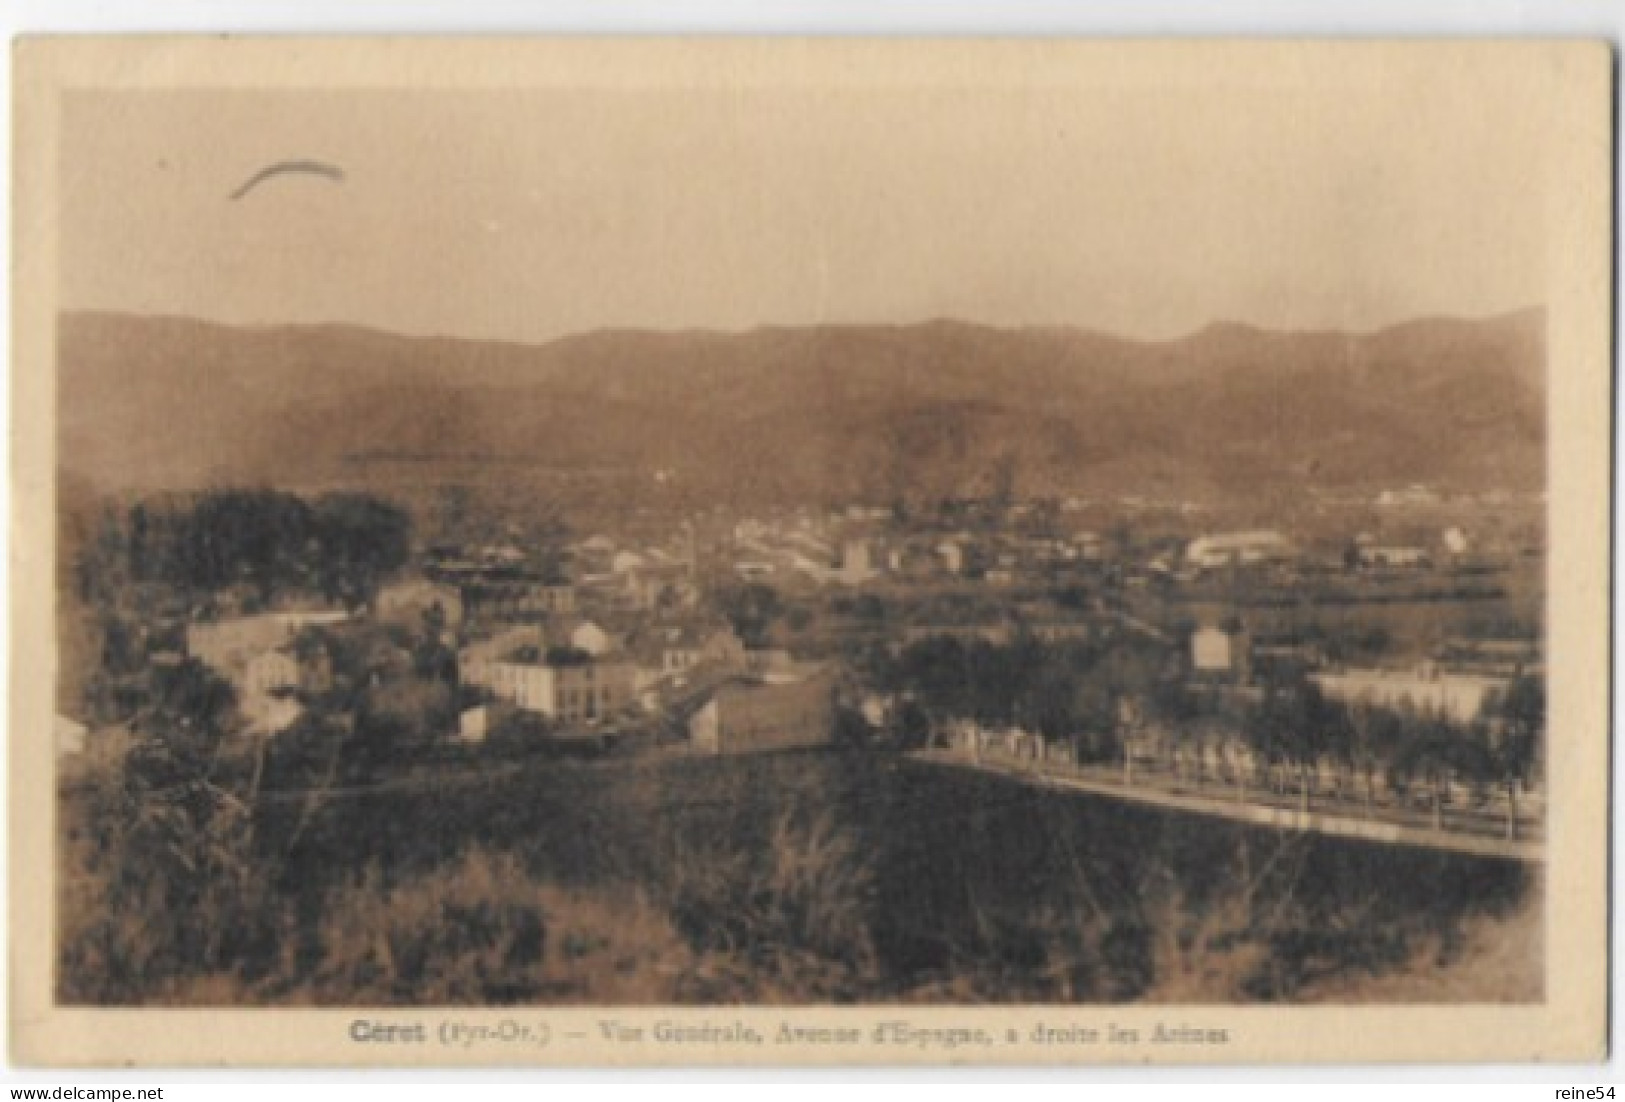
[1228,675,1543,823]
[871,633,1544,827]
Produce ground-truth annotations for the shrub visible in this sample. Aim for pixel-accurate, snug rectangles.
[299,850,707,1005]
[661,807,880,1000]
[305,851,549,1004]
[58,759,288,1004]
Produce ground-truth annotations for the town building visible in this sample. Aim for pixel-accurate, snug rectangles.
[457,577,576,620]
[611,550,647,575]
[1311,664,1507,723]
[1376,485,1442,508]
[1360,545,1431,569]
[458,705,490,743]
[245,650,298,696]
[483,653,640,722]
[1436,637,1542,678]
[568,620,615,658]
[253,696,304,736]
[617,561,695,612]
[687,666,836,755]
[627,621,749,701]
[186,609,346,736]
[458,625,545,690]
[836,538,880,585]
[186,609,348,679]
[1191,624,1249,681]
[654,623,746,678]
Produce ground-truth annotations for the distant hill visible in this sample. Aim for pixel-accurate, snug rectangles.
[57,308,1545,505]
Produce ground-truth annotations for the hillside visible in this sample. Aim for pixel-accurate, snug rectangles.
[57,308,1545,505]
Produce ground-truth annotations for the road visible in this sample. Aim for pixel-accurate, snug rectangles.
[914,746,1544,863]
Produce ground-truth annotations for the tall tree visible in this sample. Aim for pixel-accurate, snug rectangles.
[1488,674,1544,838]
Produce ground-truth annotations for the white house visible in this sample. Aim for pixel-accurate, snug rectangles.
[1191,626,1239,675]
[186,614,344,738]
[236,649,304,736]
[1360,545,1431,569]
[570,621,614,658]
[187,609,347,683]
[673,625,746,675]
[1311,665,1506,724]
[458,705,490,743]
[1185,531,1295,569]
[484,655,639,722]
[611,550,647,575]
[837,539,879,585]
[246,650,299,696]
[254,696,304,736]
[859,693,894,728]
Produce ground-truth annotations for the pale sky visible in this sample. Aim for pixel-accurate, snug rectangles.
[59,69,1551,342]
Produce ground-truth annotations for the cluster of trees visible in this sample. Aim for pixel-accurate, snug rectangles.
[77,489,412,610]
[868,633,1173,760]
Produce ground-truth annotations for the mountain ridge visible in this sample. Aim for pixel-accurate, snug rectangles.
[57,308,1545,504]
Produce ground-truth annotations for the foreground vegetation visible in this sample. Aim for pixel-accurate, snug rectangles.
[59,701,1539,1005]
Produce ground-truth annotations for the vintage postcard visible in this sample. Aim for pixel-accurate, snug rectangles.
[10,38,1611,1066]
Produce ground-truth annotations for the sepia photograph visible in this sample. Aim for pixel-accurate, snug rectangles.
[10,38,1611,1066]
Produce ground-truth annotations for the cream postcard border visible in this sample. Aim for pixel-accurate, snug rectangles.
[9,37,1612,1066]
